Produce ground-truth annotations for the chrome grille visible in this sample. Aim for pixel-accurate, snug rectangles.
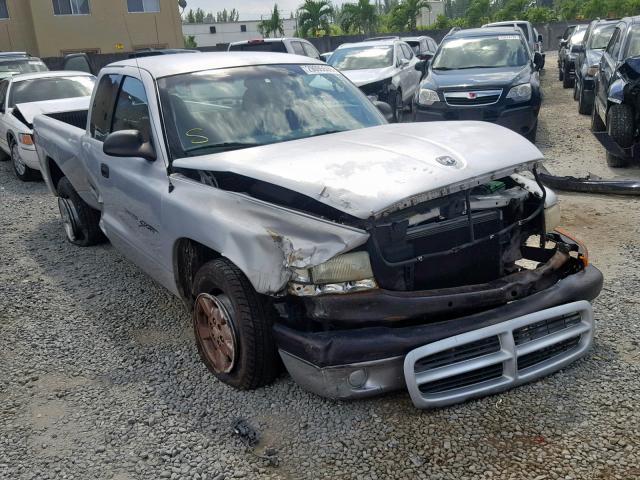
[403,301,594,409]
[444,89,503,106]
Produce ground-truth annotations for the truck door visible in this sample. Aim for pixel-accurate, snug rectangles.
[93,74,169,281]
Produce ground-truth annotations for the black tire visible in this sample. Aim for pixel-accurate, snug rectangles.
[558,67,564,81]
[56,177,105,246]
[11,141,38,182]
[525,122,538,144]
[573,82,579,101]
[562,64,573,89]
[578,85,593,115]
[591,103,605,132]
[391,90,403,123]
[0,147,8,161]
[606,104,634,168]
[192,258,279,390]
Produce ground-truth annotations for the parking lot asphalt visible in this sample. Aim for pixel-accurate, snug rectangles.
[1,54,640,480]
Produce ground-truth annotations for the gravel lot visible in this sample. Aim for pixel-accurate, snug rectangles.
[2,55,640,480]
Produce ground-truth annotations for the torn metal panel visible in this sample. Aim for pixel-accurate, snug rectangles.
[538,166,640,195]
[172,122,544,219]
[163,175,370,295]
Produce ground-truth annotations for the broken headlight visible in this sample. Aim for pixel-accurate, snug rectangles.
[506,83,532,103]
[418,88,439,106]
[587,65,599,77]
[289,251,378,297]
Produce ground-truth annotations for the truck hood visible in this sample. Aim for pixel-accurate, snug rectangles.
[172,122,543,220]
[341,67,395,87]
[14,96,90,126]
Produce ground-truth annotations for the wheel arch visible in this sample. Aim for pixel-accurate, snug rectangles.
[47,156,65,191]
[173,238,222,305]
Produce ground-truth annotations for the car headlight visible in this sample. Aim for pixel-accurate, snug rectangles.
[587,65,599,76]
[544,203,561,232]
[417,88,440,106]
[506,83,532,103]
[289,251,378,296]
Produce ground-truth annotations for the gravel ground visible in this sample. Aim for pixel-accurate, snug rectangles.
[1,55,640,480]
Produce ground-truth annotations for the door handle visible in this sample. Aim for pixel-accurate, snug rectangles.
[100,163,109,179]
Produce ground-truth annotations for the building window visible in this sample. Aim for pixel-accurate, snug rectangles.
[240,25,247,32]
[0,0,8,19]
[127,0,160,13]
[52,0,90,15]
[210,26,216,34]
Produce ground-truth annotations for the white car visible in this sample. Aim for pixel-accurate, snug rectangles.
[0,71,95,181]
[228,38,321,60]
[328,39,422,122]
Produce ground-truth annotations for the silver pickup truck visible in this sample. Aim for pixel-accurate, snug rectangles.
[34,52,603,408]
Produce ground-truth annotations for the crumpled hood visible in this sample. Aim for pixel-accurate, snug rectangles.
[172,122,543,220]
[341,67,395,87]
[14,96,90,126]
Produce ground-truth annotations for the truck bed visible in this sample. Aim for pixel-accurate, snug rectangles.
[45,109,88,130]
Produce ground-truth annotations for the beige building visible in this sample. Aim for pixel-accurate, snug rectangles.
[0,0,184,58]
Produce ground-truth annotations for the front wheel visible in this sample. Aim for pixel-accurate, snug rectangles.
[606,104,634,168]
[11,142,38,182]
[578,85,593,115]
[591,103,605,132]
[56,177,105,246]
[390,90,404,123]
[192,258,279,390]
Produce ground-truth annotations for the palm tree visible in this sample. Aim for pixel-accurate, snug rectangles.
[403,0,431,30]
[258,4,285,38]
[297,0,333,37]
[340,0,378,35]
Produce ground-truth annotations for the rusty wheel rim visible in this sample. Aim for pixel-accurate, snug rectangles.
[194,293,237,374]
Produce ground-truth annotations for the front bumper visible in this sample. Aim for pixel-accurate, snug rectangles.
[413,102,539,137]
[18,145,40,170]
[276,265,603,407]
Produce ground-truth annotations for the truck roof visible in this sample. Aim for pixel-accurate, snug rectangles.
[107,52,324,78]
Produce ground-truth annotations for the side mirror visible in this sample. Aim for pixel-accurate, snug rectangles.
[560,39,568,47]
[373,100,394,123]
[571,43,585,54]
[538,34,543,43]
[534,52,544,70]
[103,130,156,161]
[400,58,410,67]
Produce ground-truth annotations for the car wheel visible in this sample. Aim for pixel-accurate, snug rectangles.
[573,82,579,101]
[562,65,573,88]
[192,258,279,390]
[559,67,564,81]
[391,90,404,123]
[591,102,606,132]
[606,104,634,168]
[578,85,593,115]
[11,141,38,182]
[56,177,106,246]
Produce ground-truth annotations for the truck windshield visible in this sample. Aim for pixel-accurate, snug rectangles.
[432,35,529,70]
[587,24,616,50]
[158,64,385,158]
[328,46,394,70]
[9,76,95,108]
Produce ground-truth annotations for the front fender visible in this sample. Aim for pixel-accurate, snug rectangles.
[608,77,626,104]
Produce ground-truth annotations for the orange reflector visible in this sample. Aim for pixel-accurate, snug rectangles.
[555,227,589,267]
[19,133,33,146]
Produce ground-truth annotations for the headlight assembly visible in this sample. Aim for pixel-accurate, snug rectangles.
[417,88,440,106]
[587,65,599,76]
[289,251,378,296]
[506,83,532,103]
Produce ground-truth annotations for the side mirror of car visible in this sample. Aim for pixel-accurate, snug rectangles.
[103,130,156,161]
[400,58,410,68]
[373,101,395,123]
[533,52,544,70]
[571,43,585,54]
[560,39,568,47]
[538,34,543,43]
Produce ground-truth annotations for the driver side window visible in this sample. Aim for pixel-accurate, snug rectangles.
[607,27,622,59]
[0,81,8,110]
[111,76,152,142]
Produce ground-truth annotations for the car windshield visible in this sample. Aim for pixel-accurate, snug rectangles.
[158,64,385,158]
[485,24,529,41]
[626,25,640,57]
[228,42,287,53]
[328,46,394,71]
[432,35,529,70]
[0,58,48,74]
[587,24,616,49]
[9,76,95,108]
[570,29,586,45]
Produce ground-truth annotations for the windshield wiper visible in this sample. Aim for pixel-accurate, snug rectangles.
[306,130,346,139]
[184,142,262,154]
[454,65,503,69]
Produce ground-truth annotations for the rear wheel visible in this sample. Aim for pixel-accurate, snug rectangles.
[11,142,38,182]
[56,177,105,246]
[606,104,634,168]
[562,64,573,88]
[192,258,279,390]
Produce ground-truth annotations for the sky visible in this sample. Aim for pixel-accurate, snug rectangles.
[181,0,348,20]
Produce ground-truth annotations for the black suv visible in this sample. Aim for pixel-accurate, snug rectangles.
[574,19,617,114]
[412,27,543,142]
[592,16,640,167]
[558,24,587,88]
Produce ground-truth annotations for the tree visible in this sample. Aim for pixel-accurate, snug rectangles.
[186,8,195,23]
[184,35,197,48]
[556,0,581,20]
[389,0,431,30]
[340,0,379,34]
[581,0,608,18]
[297,0,334,37]
[216,8,240,22]
[524,6,556,22]
[194,8,205,23]
[465,0,491,26]
[204,12,214,23]
[259,4,285,38]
